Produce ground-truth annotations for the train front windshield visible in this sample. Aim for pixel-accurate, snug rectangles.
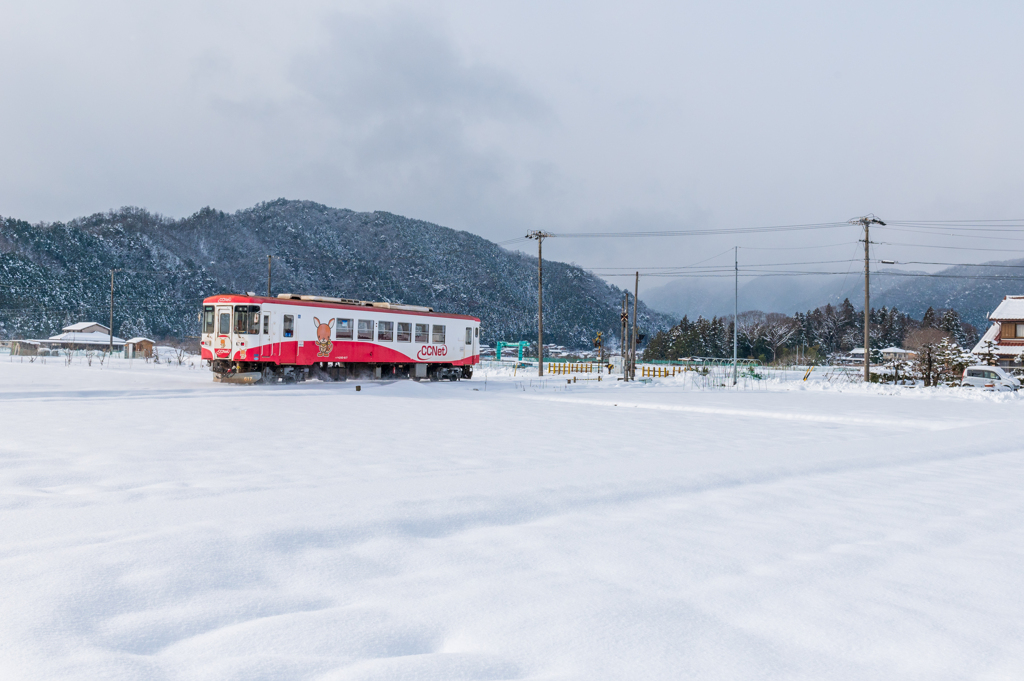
[203,306,215,334]
[233,305,261,334]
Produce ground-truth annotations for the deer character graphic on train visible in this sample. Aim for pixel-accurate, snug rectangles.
[313,317,334,357]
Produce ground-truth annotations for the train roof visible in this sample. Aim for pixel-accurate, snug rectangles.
[202,294,480,322]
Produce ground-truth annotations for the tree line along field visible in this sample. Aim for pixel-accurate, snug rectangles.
[643,300,977,365]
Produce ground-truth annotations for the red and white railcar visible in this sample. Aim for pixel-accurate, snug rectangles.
[200,293,480,383]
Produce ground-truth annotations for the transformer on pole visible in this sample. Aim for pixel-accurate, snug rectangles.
[850,215,886,382]
[525,231,553,377]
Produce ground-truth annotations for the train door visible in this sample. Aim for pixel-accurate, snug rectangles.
[280,312,297,363]
[462,326,471,360]
[261,311,271,357]
[266,309,280,359]
[215,305,232,359]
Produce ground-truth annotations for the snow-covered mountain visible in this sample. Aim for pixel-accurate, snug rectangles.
[0,200,671,347]
[643,264,1023,328]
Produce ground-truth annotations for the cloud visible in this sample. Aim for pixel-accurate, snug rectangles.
[272,12,554,234]
[294,13,542,126]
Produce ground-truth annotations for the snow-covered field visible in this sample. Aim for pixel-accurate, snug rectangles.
[1,357,1023,680]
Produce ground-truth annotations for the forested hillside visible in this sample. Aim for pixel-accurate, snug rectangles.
[644,264,1024,331]
[0,200,671,347]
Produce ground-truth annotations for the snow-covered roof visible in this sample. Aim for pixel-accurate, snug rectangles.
[45,331,126,345]
[880,347,916,355]
[125,337,155,344]
[970,322,1024,357]
[62,322,110,333]
[989,296,1024,321]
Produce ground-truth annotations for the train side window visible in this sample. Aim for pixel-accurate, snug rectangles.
[263,314,269,334]
[378,321,394,342]
[203,306,215,334]
[358,320,373,340]
[234,307,249,334]
[248,306,261,334]
[474,327,478,338]
[397,322,412,342]
[219,311,230,335]
[415,323,429,343]
[336,318,353,340]
[432,325,445,343]
[283,315,294,338]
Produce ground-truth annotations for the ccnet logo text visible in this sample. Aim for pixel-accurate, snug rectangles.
[417,345,448,360]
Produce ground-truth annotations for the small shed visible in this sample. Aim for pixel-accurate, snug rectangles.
[12,340,41,356]
[125,337,155,359]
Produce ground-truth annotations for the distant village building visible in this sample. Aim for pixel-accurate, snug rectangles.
[973,296,1024,366]
[880,347,917,362]
[46,322,126,350]
[12,322,127,354]
[61,322,111,335]
[839,347,917,365]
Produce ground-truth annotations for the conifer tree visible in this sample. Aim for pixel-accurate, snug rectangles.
[934,337,972,386]
[921,307,936,328]
[940,309,967,346]
[977,339,999,366]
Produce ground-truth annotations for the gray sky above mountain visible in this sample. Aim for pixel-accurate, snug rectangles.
[3,0,1024,295]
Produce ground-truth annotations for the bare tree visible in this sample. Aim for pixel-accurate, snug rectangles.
[736,311,767,351]
[762,313,799,362]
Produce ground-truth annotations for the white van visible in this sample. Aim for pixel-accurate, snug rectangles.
[961,366,1020,391]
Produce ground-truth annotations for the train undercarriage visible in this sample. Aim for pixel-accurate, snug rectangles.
[211,360,472,385]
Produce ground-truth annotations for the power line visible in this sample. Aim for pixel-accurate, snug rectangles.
[593,269,1024,279]
[588,258,860,272]
[496,236,530,246]
[497,218,1024,246]
[739,241,860,250]
[549,222,848,238]
[879,226,1024,242]
[888,219,1024,227]
[879,241,1024,253]
[887,261,1024,269]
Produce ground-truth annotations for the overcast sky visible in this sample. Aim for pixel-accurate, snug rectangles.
[2,0,1023,292]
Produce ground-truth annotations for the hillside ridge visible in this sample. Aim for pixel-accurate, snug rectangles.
[0,199,671,346]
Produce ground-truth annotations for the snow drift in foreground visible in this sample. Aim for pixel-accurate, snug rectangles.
[1,358,1022,680]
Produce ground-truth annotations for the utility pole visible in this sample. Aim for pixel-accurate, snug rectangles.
[733,246,738,386]
[526,231,553,376]
[621,293,628,380]
[110,270,114,354]
[109,268,121,354]
[850,215,886,382]
[626,270,634,376]
[267,255,272,298]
